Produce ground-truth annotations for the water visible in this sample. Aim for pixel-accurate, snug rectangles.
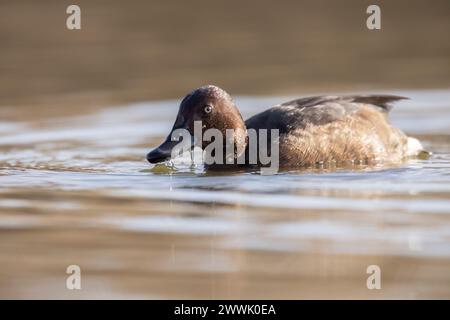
[0,90,449,298]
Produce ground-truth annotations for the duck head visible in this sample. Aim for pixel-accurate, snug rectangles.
[146,85,247,164]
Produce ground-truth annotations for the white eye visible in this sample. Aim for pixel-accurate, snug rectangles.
[204,105,213,114]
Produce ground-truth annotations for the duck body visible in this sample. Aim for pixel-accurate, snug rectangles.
[245,95,411,167]
[146,85,422,169]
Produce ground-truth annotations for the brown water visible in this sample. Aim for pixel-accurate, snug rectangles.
[0,90,449,299]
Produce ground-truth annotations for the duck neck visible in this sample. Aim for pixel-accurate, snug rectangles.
[203,117,248,167]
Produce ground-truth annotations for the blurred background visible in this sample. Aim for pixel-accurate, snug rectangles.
[0,0,449,299]
[0,0,449,116]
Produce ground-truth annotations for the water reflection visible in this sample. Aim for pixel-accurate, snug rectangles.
[0,90,450,298]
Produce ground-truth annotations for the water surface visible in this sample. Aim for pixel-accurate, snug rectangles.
[0,90,449,298]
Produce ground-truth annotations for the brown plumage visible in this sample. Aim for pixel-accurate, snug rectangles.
[147,85,422,168]
[245,95,410,166]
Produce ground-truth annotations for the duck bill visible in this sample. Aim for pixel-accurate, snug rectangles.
[147,122,197,164]
[147,112,198,164]
[146,136,181,164]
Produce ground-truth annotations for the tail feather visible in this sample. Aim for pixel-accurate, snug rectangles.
[407,137,425,157]
[352,95,409,112]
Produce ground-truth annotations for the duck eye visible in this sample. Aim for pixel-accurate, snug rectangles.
[203,105,213,114]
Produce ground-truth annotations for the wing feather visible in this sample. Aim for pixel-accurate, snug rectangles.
[245,95,408,133]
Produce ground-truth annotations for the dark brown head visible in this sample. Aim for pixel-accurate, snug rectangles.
[146,85,247,164]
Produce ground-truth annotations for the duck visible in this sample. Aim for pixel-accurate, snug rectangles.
[146,85,423,169]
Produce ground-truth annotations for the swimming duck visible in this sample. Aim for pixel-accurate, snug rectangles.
[146,85,423,168]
